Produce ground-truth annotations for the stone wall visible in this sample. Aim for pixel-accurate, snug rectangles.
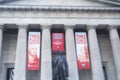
[97,30,116,80]
[0,29,17,80]
[0,29,117,80]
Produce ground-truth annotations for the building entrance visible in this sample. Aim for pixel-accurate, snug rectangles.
[6,68,14,80]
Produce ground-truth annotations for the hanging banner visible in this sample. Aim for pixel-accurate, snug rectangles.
[75,32,90,69]
[52,33,64,51]
[27,32,40,70]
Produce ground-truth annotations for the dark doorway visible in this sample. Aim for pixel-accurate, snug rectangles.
[103,66,108,80]
[6,68,14,80]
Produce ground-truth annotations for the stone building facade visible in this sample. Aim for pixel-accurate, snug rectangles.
[0,0,120,80]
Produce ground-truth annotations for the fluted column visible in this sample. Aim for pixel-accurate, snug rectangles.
[108,26,120,80]
[0,25,3,61]
[65,26,79,80]
[0,25,3,80]
[87,26,104,80]
[40,25,52,80]
[14,25,27,80]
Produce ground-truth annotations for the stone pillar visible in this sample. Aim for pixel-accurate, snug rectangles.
[108,26,120,80]
[40,25,52,80]
[0,25,3,61]
[87,26,104,80]
[14,25,27,80]
[65,26,79,80]
[0,25,3,80]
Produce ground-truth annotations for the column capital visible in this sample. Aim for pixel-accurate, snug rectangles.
[17,25,28,29]
[86,25,97,30]
[0,25,4,29]
[64,25,75,30]
[107,25,119,31]
[41,25,51,30]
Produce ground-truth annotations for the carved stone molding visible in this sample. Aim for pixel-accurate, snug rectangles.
[0,5,120,12]
[0,25,4,29]
[86,25,97,30]
[17,25,28,29]
[107,25,119,31]
[64,25,75,30]
[41,25,52,30]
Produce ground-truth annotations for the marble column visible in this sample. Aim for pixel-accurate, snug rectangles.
[87,26,104,80]
[40,25,52,80]
[108,26,120,80]
[0,25,3,61]
[65,26,79,80]
[0,25,3,80]
[14,25,27,80]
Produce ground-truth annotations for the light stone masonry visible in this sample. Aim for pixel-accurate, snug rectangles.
[0,25,3,61]
[0,0,120,80]
[108,26,120,80]
[40,25,52,80]
[0,18,120,26]
[87,26,105,80]
[65,27,79,80]
[14,25,27,80]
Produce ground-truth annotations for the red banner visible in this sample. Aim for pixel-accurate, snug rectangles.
[27,32,40,70]
[52,33,64,51]
[75,32,90,69]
